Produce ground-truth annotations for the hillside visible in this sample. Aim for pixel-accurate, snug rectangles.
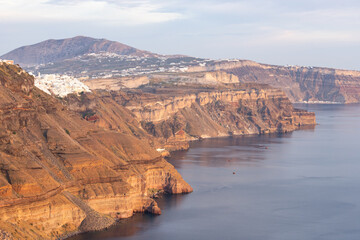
[0,36,158,67]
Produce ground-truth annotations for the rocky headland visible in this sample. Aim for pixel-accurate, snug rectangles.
[0,63,315,239]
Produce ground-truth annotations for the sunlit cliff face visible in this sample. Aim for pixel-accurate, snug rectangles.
[0,63,192,239]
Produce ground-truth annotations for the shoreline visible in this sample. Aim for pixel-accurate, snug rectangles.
[294,101,342,104]
[62,123,317,240]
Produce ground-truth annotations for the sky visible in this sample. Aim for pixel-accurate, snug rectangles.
[0,0,359,70]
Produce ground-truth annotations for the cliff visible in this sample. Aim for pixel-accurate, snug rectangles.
[80,85,315,152]
[0,63,192,239]
[188,60,360,103]
[136,89,315,151]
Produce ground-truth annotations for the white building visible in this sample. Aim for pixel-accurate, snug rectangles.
[35,74,91,97]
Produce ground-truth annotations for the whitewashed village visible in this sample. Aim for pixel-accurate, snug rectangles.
[34,74,91,97]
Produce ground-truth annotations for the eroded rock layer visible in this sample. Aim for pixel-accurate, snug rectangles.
[0,63,192,239]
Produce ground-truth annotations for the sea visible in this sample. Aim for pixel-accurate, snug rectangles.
[69,104,360,240]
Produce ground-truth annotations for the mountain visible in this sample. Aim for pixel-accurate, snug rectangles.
[0,36,158,67]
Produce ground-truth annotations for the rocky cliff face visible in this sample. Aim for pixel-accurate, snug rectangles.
[63,85,315,153]
[188,60,360,103]
[0,63,192,239]
[115,86,315,151]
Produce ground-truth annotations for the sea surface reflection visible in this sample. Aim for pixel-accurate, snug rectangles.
[70,104,360,240]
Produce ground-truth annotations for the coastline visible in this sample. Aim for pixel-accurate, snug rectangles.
[294,101,342,104]
[62,123,317,240]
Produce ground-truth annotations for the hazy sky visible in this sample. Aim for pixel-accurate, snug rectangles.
[0,0,359,70]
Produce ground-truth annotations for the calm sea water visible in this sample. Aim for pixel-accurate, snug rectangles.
[70,104,360,240]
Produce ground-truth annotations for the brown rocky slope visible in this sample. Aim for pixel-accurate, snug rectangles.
[0,63,192,239]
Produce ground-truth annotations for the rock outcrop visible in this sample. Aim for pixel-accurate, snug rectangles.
[0,63,192,239]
